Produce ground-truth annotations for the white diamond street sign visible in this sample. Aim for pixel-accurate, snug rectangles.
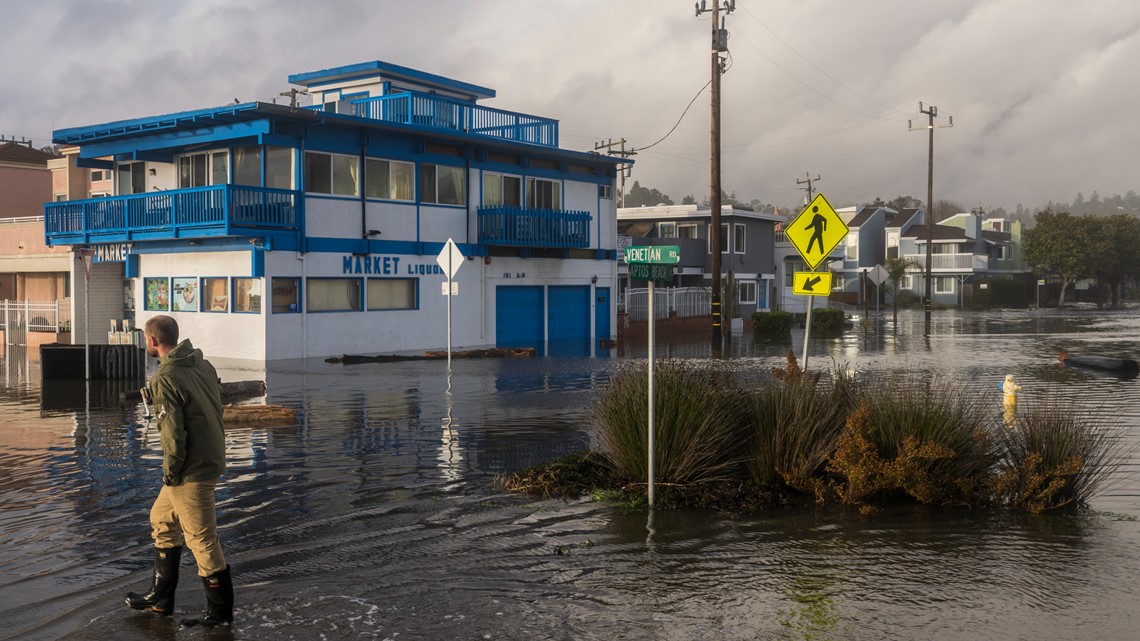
[436,238,464,278]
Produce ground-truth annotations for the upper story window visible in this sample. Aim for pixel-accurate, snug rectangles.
[599,184,613,200]
[708,223,729,254]
[234,145,293,189]
[365,157,414,201]
[678,223,698,239]
[90,169,109,182]
[659,222,677,238]
[178,151,229,189]
[421,163,465,206]
[117,162,147,195]
[526,177,560,210]
[785,258,807,287]
[482,172,521,207]
[734,223,746,254]
[846,234,858,260]
[305,151,359,197]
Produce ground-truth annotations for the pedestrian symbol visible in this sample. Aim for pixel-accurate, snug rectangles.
[785,193,848,270]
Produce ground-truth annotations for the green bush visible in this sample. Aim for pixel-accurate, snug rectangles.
[752,310,794,334]
[893,290,922,308]
[810,308,846,332]
[587,361,747,486]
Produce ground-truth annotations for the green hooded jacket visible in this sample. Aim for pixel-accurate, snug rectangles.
[146,339,226,486]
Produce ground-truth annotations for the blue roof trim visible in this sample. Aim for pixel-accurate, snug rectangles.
[54,103,263,144]
[288,61,495,100]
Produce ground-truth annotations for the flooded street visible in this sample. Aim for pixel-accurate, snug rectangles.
[2,308,1139,640]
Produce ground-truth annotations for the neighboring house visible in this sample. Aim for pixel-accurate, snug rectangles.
[899,212,1024,305]
[774,217,844,314]
[835,205,888,302]
[617,204,779,317]
[44,60,624,361]
[0,140,74,356]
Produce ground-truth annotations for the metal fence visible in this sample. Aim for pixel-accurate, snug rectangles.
[620,287,710,320]
[0,300,72,332]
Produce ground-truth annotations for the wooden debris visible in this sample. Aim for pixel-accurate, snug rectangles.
[223,404,297,426]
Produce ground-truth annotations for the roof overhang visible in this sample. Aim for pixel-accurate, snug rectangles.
[288,60,496,101]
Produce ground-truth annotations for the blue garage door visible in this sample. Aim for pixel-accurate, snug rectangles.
[496,286,544,348]
[547,285,591,357]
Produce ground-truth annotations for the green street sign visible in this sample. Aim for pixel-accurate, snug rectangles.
[629,263,674,282]
[624,245,681,265]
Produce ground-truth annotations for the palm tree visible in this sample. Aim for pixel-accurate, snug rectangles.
[885,257,922,325]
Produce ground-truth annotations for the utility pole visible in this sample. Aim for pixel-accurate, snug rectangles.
[796,173,821,203]
[279,88,308,108]
[909,103,953,336]
[697,0,734,346]
[594,138,636,207]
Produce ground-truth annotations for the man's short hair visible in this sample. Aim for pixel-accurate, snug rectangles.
[144,315,179,347]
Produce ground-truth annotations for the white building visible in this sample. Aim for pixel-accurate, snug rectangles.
[44,60,624,361]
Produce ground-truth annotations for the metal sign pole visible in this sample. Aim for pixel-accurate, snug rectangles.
[647,278,656,508]
[447,252,453,371]
[801,294,813,370]
[84,264,90,382]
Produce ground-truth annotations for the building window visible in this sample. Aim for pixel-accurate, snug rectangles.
[935,276,955,294]
[234,145,293,188]
[366,278,417,310]
[678,223,698,239]
[598,184,612,199]
[526,177,561,209]
[54,194,67,202]
[178,151,229,189]
[901,275,913,290]
[271,277,301,313]
[307,278,361,312]
[172,277,198,312]
[305,151,359,196]
[482,172,522,207]
[365,158,415,201]
[117,162,147,195]
[90,169,109,182]
[232,278,262,313]
[234,146,261,186]
[738,280,757,305]
[734,223,746,254]
[421,163,466,205]
[785,258,806,287]
[846,235,858,260]
[202,277,229,312]
[659,222,677,238]
[708,223,729,254]
[833,275,845,291]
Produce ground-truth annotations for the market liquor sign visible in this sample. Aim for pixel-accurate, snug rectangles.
[624,245,679,283]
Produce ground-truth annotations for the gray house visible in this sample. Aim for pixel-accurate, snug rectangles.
[617,204,779,317]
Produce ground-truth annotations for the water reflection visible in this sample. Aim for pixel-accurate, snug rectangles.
[0,308,1137,641]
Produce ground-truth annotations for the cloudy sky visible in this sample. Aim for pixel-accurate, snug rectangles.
[3,0,1137,212]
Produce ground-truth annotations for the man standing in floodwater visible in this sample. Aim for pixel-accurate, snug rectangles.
[805,205,827,255]
[125,314,234,628]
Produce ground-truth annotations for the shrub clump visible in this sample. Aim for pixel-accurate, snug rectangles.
[502,359,1126,515]
[810,308,846,332]
[752,310,795,334]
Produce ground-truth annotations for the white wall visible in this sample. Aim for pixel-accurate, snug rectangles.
[134,250,267,361]
[305,198,362,238]
[364,201,418,242]
[419,205,467,244]
[70,257,124,343]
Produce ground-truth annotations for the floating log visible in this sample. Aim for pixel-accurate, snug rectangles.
[325,354,424,364]
[1059,352,1140,377]
[223,404,297,426]
[328,347,536,364]
[422,347,535,359]
[120,380,267,403]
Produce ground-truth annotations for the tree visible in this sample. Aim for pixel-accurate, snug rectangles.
[930,199,964,224]
[885,256,922,325]
[1024,211,1101,308]
[1090,214,1140,305]
[623,181,674,208]
[886,195,922,211]
[682,194,697,205]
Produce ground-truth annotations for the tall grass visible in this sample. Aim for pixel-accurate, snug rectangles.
[588,360,746,486]
[743,353,857,493]
[992,400,1129,512]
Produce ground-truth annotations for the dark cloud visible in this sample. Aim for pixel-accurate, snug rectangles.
[4,0,1138,212]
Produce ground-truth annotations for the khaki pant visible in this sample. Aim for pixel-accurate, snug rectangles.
[150,481,227,577]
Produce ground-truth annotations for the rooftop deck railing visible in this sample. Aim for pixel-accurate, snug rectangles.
[316,91,558,148]
[44,185,298,245]
[902,253,989,271]
[478,206,591,249]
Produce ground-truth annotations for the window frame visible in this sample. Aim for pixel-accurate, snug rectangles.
[658,222,677,238]
[178,150,230,189]
[481,171,522,208]
[365,157,415,202]
[306,277,363,313]
[934,276,955,294]
[738,280,757,305]
[678,223,698,239]
[734,223,746,254]
[365,278,419,311]
[202,277,229,313]
[232,277,262,314]
[708,223,730,254]
[525,176,561,210]
[304,150,359,197]
[270,277,302,313]
[421,163,466,206]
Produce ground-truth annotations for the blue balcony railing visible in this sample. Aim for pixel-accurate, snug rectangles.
[478,206,591,249]
[44,184,298,246]
[314,91,559,148]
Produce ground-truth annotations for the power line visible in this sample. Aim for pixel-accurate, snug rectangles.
[632,80,712,152]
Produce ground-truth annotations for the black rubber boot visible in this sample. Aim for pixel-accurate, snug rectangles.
[125,546,182,616]
[180,565,234,628]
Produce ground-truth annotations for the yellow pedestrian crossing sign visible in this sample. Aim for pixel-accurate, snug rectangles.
[793,271,833,296]
[786,193,848,270]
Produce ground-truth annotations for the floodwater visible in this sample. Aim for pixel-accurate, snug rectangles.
[2,308,1138,641]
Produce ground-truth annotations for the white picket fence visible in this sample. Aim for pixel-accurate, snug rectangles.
[620,287,710,320]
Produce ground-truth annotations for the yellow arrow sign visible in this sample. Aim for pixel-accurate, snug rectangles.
[793,271,833,296]
[786,193,849,270]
